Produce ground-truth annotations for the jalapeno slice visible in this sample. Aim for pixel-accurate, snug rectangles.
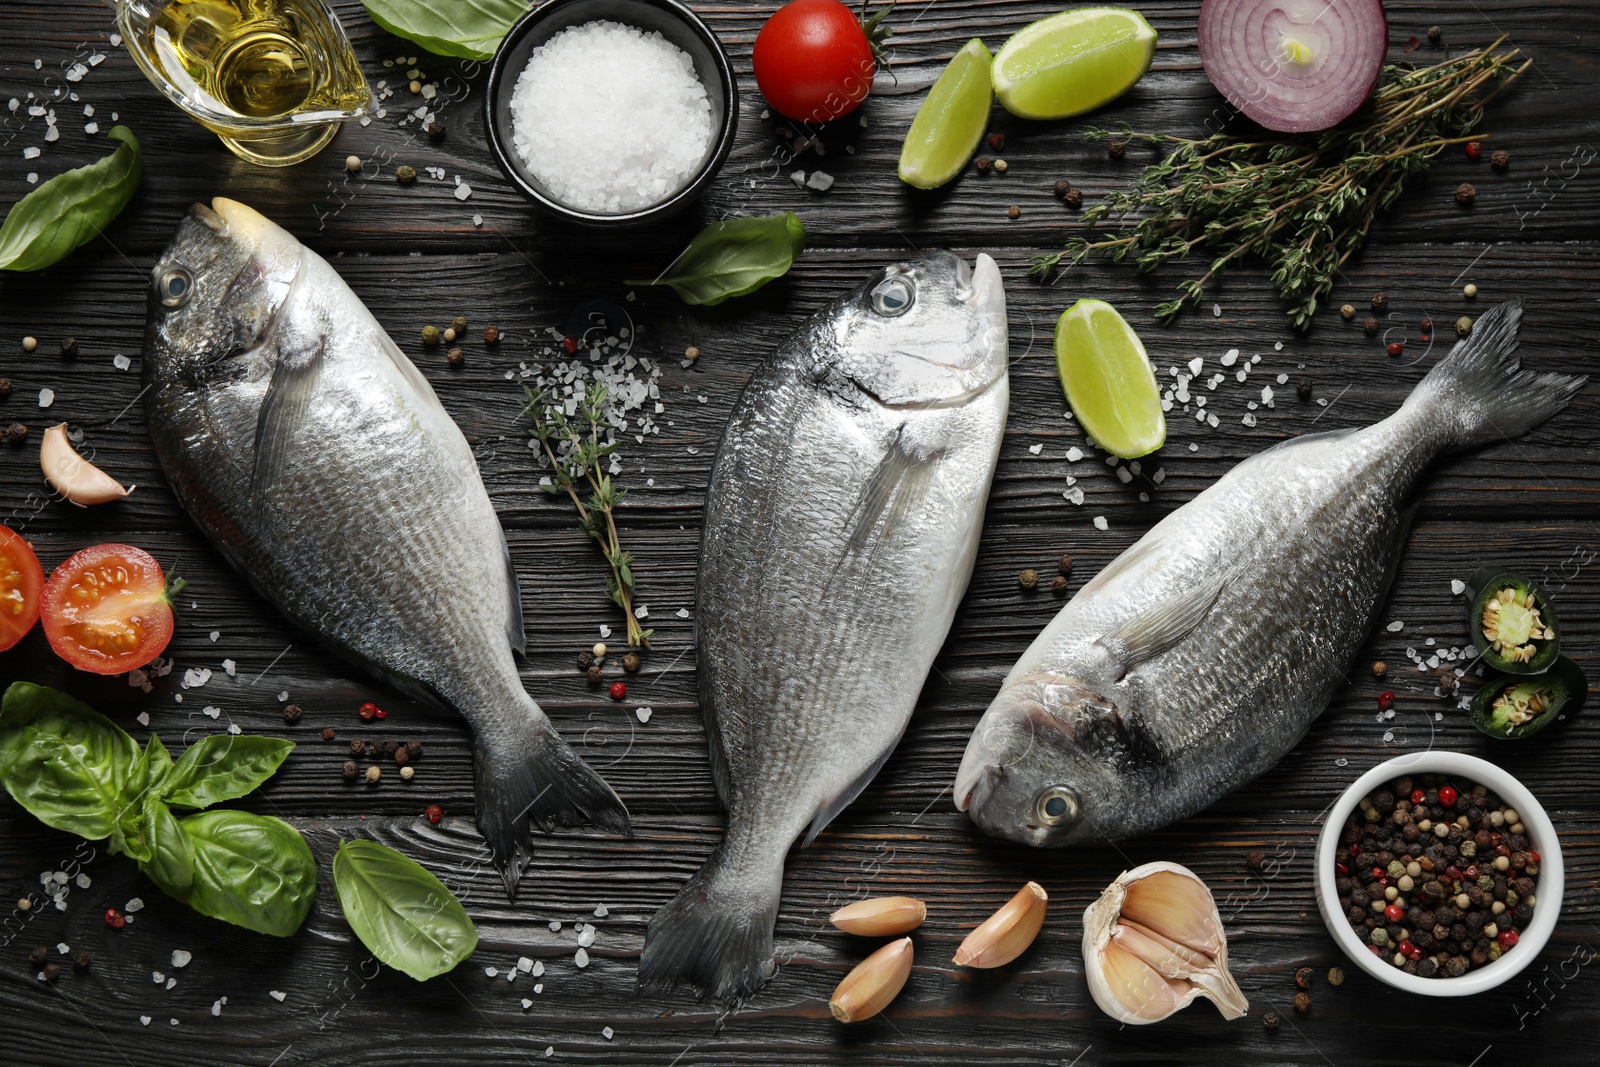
[1466,567,1561,675]
[1471,656,1587,740]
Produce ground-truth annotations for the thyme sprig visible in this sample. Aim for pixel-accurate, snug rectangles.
[1032,40,1528,329]
[524,383,652,648]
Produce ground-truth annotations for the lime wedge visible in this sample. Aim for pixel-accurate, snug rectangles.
[898,39,993,190]
[1055,299,1166,459]
[993,8,1157,121]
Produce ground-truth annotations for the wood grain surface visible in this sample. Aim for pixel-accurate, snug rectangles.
[0,1,1597,1064]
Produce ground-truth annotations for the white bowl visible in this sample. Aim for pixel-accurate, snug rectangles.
[1314,750,1563,996]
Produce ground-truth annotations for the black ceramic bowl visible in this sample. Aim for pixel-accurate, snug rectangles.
[484,0,738,227]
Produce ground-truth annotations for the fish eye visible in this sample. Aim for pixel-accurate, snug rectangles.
[870,276,915,317]
[1034,785,1080,827]
[156,266,194,309]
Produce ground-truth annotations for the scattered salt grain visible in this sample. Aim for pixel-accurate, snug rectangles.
[1066,446,1084,462]
[126,897,144,912]
[1116,467,1132,483]
[38,388,53,408]
[1274,341,1284,351]
[806,171,834,191]
[676,608,690,618]
[139,1016,150,1026]
[532,960,545,977]
[171,949,191,969]
[453,183,472,201]
[577,926,597,948]
[1221,348,1239,367]
[1387,620,1404,632]
[636,707,653,723]
[136,711,150,726]
[509,21,713,213]
[1276,373,1288,385]
[1093,516,1108,530]
[1064,487,1084,505]
[574,947,590,968]
[269,990,286,1002]
[1212,303,1222,317]
[603,1027,615,1040]
[521,998,534,1010]
[485,966,499,977]
[594,905,609,918]
[1187,357,1203,376]
[23,146,39,159]
[549,921,562,932]
[1451,579,1465,595]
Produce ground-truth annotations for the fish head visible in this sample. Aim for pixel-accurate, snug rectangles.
[144,198,301,380]
[954,672,1145,847]
[823,251,1007,405]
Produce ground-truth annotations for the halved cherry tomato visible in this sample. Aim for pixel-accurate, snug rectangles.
[41,544,174,675]
[0,525,45,653]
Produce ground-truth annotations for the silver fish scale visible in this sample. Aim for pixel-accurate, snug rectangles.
[1017,415,1441,837]
[152,252,524,725]
[700,354,1005,844]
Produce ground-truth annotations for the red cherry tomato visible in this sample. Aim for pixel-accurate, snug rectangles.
[753,0,878,123]
[41,544,174,675]
[0,526,45,653]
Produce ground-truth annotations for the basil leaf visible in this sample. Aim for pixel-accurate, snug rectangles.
[627,213,806,306]
[361,0,528,61]
[161,735,294,810]
[180,810,316,937]
[0,126,141,272]
[139,795,195,898]
[110,734,174,862]
[333,839,478,981]
[0,682,141,840]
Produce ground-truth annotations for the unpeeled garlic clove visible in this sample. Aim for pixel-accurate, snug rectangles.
[1082,861,1247,1025]
[40,423,134,507]
[831,896,927,937]
[830,936,913,1023]
[953,881,1047,968]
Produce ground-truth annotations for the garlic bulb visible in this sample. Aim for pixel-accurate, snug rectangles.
[40,423,134,507]
[1082,861,1247,1024]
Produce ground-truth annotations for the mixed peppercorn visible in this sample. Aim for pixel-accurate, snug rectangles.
[1335,774,1539,978]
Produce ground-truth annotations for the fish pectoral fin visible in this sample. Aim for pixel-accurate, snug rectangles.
[1095,571,1230,680]
[501,531,527,657]
[842,423,945,556]
[250,338,325,495]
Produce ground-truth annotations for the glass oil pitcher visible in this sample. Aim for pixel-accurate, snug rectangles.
[112,0,370,166]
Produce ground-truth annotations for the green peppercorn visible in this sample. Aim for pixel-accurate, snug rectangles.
[421,325,441,346]
[451,316,468,333]
[1018,568,1038,590]
[395,165,417,183]
[622,652,640,672]
[1456,316,1473,337]
[1327,966,1344,986]
[1339,303,1355,320]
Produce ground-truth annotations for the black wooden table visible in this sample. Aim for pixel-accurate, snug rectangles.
[1,2,1596,1064]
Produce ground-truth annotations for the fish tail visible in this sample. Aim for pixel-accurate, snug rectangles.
[475,711,631,899]
[1407,298,1587,449]
[638,823,783,1001]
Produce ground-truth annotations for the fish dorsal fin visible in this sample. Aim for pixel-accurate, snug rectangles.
[501,532,527,656]
[1095,570,1230,681]
[250,336,325,495]
[803,741,897,846]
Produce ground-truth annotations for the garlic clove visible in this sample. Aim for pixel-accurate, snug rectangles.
[1121,867,1222,956]
[1082,861,1247,1025]
[953,881,1047,968]
[831,896,927,937]
[830,936,913,1023]
[40,423,134,507]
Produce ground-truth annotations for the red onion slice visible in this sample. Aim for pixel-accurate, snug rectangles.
[1198,0,1388,133]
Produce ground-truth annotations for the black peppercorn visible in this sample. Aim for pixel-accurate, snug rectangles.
[73,951,91,971]
[975,156,992,173]
[322,727,337,740]
[1107,139,1125,160]
[0,378,10,398]
[342,760,358,780]
[405,739,423,758]
[383,739,400,755]
[1054,178,1071,198]
[1064,187,1083,208]
[1427,24,1442,41]
[27,946,47,965]
[1293,992,1311,1013]
[1058,553,1073,575]
[425,119,446,140]
[483,325,501,344]
[1371,292,1388,311]
[348,739,366,757]
[1245,849,1266,872]
[1363,316,1379,335]
[1051,575,1067,593]
[395,746,410,765]
[1262,1011,1281,1030]
[446,347,464,367]
[1491,149,1510,170]
[988,133,1006,152]
[1296,378,1312,400]
[578,650,594,670]
[1455,182,1477,206]
[5,423,27,445]
[1294,966,1314,989]
[59,337,79,358]
[586,665,603,685]
[41,963,60,982]
[283,704,303,723]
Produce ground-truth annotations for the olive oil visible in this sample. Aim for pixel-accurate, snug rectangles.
[118,0,368,165]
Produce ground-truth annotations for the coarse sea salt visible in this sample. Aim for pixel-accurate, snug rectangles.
[509,21,713,213]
